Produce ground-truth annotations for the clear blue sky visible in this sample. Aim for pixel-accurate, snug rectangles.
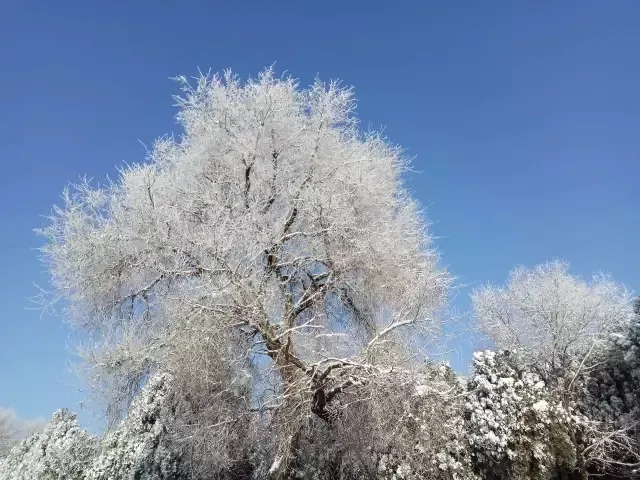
[1,1,638,426]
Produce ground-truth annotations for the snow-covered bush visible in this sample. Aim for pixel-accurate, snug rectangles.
[248,362,478,480]
[400,363,478,480]
[86,373,183,480]
[316,362,477,480]
[465,350,576,480]
[0,409,96,480]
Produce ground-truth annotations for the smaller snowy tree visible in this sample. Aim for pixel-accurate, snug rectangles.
[472,263,640,479]
[472,261,635,390]
[0,409,96,480]
[86,373,183,480]
[0,408,22,460]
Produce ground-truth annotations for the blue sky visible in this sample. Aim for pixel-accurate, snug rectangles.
[1,1,638,427]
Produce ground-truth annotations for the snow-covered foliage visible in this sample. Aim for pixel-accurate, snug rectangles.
[5,340,640,479]
[465,350,576,480]
[86,373,182,480]
[381,363,477,480]
[0,409,96,480]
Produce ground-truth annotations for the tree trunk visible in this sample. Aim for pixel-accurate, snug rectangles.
[267,428,302,480]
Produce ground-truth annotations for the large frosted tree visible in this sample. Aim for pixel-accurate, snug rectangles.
[39,69,450,478]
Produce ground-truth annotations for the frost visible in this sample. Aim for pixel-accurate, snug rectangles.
[414,384,429,397]
[532,400,549,413]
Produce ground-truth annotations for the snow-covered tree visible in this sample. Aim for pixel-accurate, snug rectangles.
[38,68,450,477]
[0,409,96,480]
[86,373,183,480]
[472,261,635,388]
